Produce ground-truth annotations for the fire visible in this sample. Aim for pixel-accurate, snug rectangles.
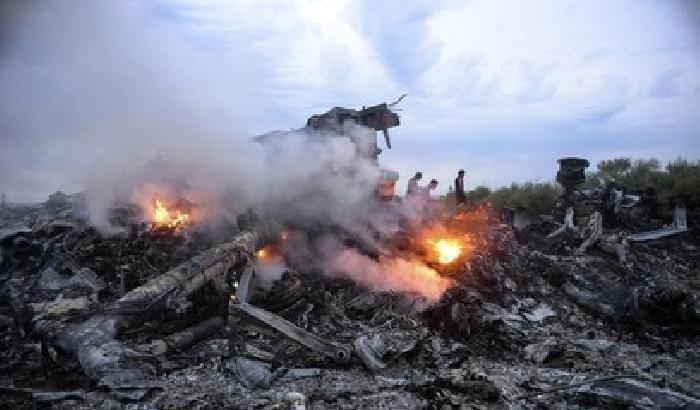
[256,244,280,260]
[255,247,269,259]
[152,199,190,228]
[154,200,169,224]
[419,220,476,266]
[434,238,461,264]
[330,249,453,302]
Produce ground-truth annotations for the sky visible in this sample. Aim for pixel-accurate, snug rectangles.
[1,0,699,201]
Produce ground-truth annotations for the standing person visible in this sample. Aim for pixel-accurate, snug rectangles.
[405,172,424,223]
[406,172,423,198]
[425,179,439,199]
[417,179,439,216]
[454,169,466,205]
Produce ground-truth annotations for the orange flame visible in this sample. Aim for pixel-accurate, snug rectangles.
[152,199,190,228]
[433,238,461,264]
[330,250,453,302]
[255,247,269,259]
[419,218,477,265]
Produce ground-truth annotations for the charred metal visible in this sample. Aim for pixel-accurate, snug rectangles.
[1,122,698,410]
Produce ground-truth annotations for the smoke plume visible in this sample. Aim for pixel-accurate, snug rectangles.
[0,0,449,302]
[328,248,453,302]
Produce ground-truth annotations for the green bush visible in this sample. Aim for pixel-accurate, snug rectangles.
[660,158,700,205]
[584,157,700,206]
[477,157,699,214]
[488,182,560,215]
[465,186,491,204]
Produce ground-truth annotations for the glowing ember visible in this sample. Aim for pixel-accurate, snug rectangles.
[154,200,168,224]
[152,199,190,228]
[330,250,453,302]
[255,247,269,259]
[434,238,461,264]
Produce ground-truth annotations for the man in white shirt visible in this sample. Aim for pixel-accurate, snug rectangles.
[406,172,423,197]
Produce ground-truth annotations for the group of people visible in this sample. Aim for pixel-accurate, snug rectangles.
[404,169,467,216]
[405,172,437,201]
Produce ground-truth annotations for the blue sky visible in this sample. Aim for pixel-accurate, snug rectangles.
[1,0,699,201]
[153,0,700,191]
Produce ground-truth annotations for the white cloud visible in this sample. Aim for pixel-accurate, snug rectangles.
[170,0,401,116]
[66,0,700,191]
[2,0,699,201]
[416,0,700,123]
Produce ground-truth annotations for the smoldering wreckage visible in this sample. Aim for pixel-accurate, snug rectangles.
[1,101,698,410]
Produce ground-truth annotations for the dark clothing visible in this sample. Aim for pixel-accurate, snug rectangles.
[455,177,466,204]
[407,177,420,197]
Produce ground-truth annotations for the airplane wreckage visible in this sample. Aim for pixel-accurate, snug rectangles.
[0,100,698,409]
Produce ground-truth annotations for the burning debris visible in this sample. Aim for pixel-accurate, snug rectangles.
[2,188,697,409]
[152,199,190,229]
[1,113,698,410]
[3,0,700,407]
[432,239,461,264]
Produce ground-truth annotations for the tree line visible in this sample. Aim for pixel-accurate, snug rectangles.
[456,157,700,214]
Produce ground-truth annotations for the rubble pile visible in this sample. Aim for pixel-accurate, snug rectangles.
[1,196,698,409]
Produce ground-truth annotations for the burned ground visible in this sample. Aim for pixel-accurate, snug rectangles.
[0,197,698,409]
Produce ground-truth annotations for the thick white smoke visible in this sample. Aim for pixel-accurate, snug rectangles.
[0,0,449,302]
[0,0,385,228]
[0,0,264,205]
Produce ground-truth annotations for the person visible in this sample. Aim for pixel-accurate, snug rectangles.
[426,179,439,198]
[405,177,436,221]
[413,179,438,201]
[406,172,423,197]
[454,169,466,205]
[416,179,439,215]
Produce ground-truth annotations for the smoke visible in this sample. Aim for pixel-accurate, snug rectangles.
[0,0,451,302]
[330,249,452,302]
[0,0,264,204]
[326,246,453,302]
[255,256,287,288]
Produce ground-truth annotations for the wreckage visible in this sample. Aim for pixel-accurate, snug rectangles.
[1,115,699,409]
[256,97,404,202]
[256,95,404,160]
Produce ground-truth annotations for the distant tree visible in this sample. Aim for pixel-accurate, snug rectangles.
[488,182,559,215]
[624,159,661,189]
[486,156,699,213]
[465,186,491,204]
[661,157,700,205]
[593,158,661,189]
[581,156,699,207]
[597,158,632,181]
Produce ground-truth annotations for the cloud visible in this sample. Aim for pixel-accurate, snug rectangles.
[648,70,682,99]
[166,0,401,116]
[1,0,699,203]
[354,0,446,87]
[415,1,699,120]
[390,0,700,188]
